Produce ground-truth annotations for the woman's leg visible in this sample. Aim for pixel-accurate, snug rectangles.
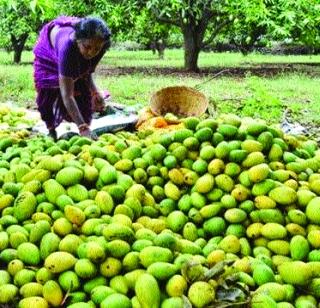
[36,88,57,126]
[36,88,68,139]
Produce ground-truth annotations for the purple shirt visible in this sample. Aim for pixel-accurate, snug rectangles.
[33,16,106,89]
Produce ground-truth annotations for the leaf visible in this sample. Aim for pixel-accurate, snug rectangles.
[216,286,247,302]
[30,0,37,13]
[182,295,193,308]
[5,0,18,10]
[181,260,205,283]
[203,260,234,280]
[208,299,250,308]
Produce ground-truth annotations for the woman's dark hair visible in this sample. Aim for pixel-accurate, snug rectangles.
[74,17,111,48]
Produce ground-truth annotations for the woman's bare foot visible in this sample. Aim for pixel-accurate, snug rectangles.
[48,128,57,140]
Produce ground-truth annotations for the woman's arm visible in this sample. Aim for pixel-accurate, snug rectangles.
[59,76,87,126]
[88,74,105,112]
[59,76,97,138]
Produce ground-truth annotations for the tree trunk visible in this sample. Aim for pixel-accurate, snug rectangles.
[182,25,202,72]
[11,34,28,64]
[155,39,165,59]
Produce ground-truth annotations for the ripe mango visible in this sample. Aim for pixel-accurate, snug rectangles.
[290,235,310,260]
[18,297,48,308]
[44,251,77,273]
[139,246,173,267]
[165,274,187,297]
[252,264,275,286]
[42,280,63,307]
[306,197,320,224]
[13,191,37,222]
[188,281,215,308]
[0,284,18,304]
[248,163,270,183]
[194,173,214,193]
[251,293,277,308]
[261,223,287,239]
[40,232,61,260]
[64,205,86,226]
[135,273,160,308]
[17,242,40,266]
[58,270,80,292]
[43,179,66,204]
[147,262,178,280]
[278,261,312,286]
[268,186,297,205]
[164,181,180,200]
[255,282,288,302]
[218,234,240,253]
[267,240,290,256]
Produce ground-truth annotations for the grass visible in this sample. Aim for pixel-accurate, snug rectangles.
[0,49,320,140]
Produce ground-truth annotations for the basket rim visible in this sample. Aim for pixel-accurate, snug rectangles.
[150,85,209,117]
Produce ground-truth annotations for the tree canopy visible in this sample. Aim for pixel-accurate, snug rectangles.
[0,0,56,63]
[0,0,319,68]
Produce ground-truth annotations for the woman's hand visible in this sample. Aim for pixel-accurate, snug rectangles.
[80,127,98,140]
[92,91,105,112]
[78,123,98,140]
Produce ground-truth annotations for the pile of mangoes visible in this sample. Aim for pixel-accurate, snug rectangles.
[0,104,36,130]
[0,113,320,308]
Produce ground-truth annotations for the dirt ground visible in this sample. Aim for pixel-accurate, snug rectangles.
[97,63,320,78]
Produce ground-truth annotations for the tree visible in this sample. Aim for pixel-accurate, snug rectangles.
[124,8,174,58]
[118,0,320,71]
[270,0,320,50]
[142,0,236,71]
[223,1,270,55]
[0,0,55,63]
[56,0,99,17]
[214,0,320,55]
[62,0,174,58]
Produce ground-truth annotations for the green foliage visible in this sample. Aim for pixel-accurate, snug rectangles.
[272,0,320,48]
[124,0,320,69]
[0,0,319,67]
[127,8,173,46]
[0,0,56,62]
[221,1,270,54]
[219,0,320,54]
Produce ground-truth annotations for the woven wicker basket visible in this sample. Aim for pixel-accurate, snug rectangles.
[150,86,208,117]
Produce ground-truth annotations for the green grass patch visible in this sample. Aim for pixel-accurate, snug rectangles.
[0,64,35,103]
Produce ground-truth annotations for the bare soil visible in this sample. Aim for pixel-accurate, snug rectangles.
[97,63,320,78]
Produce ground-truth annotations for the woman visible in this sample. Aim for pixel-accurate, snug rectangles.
[33,16,111,140]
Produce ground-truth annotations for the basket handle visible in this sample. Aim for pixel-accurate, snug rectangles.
[194,69,230,91]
